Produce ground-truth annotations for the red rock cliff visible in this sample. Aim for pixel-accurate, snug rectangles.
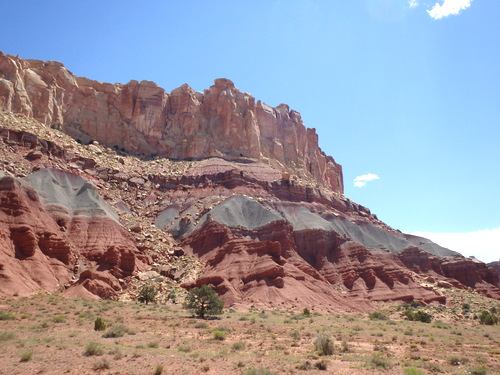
[0,53,343,193]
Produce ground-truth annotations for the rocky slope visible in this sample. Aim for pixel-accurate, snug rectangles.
[1,54,499,310]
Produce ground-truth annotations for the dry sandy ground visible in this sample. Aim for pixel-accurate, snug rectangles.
[0,293,499,375]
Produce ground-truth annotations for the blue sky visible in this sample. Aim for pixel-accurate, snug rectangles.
[1,1,499,262]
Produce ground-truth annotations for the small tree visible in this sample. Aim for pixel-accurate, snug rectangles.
[183,285,223,319]
[138,285,157,304]
[94,317,106,331]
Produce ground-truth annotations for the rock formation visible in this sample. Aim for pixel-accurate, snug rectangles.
[1,54,499,309]
[0,53,342,193]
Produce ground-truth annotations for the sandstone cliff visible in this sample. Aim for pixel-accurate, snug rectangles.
[0,53,343,193]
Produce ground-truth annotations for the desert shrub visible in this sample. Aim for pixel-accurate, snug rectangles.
[178,344,192,352]
[147,341,159,348]
[84,342,104,356]
[19,350,33,362]
[462,303,471,312]
[297,361,312,370]
[315,359,329,370]
[479,310,498,325]
[102,324,130,338]
[369,311,388,321]
[367,352,392,370]
[138,285,157,304]
[290,329,300,341]
[213,330,226,341]
[92,359,110,370]
[231,342,245,351]
[183,285,223,319]
[314,331,334,356]
[448,355,468,366]
[302,307,311,316]
[94,317,106,331]
[244,368,276,375]
[403,367,424,375]
[404,310,432,323]
[201,364,210,372]
[469,365,489,375]
[194,321,208,329]
[0,311,16,320]
[153,365,164,375]
[340,339,350,353]
[0,331,15,341]
[52,314,66,323]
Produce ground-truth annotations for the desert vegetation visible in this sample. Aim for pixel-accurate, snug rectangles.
[0,291,499,374]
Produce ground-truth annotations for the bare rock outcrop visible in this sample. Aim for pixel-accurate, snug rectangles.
[0,53,343,192]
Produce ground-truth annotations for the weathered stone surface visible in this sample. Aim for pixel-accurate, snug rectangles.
[0,169,147,298]
[0,53,343,192]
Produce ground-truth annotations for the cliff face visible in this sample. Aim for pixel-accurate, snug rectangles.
[0,53,343,193]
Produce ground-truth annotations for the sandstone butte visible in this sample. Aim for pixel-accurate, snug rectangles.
[0,52,499,312]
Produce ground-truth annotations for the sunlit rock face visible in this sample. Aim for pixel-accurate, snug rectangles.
[0,53,343,193]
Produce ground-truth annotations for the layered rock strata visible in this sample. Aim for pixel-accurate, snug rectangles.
[0,53,343,192]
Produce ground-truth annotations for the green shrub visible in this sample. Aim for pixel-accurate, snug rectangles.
[302,307,311,316]
[231,342,245,351]
[19,350,33,362]
[469,365,489,375]
[0,311,16,320]
[84,342,104,356]
[367,352,392,370]
[94,317,106,331]
[479,311,498,325]
[102,324,130,338]
[138,285,157,304]
[213,330,226,341]
[52,314,66,323]
[147,341,159,348]
[314,331,334,356]
[369,311,388,320]
[403,309,432,323]
[183,285,223,319]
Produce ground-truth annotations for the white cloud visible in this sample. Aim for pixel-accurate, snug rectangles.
[427,0,472,20]
[410,227,500,263]
[408,0,419,8]
[354,173,379,188]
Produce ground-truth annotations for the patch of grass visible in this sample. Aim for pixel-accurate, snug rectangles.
[403,367,424,375]
[84,342,104,356]
[19,350,33,362]
[147,341,159,348]
[468,365,489,375]
[0,331,15,341]
[244,368,276,375]
[0,311,16,320]
[194,321,208,329]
